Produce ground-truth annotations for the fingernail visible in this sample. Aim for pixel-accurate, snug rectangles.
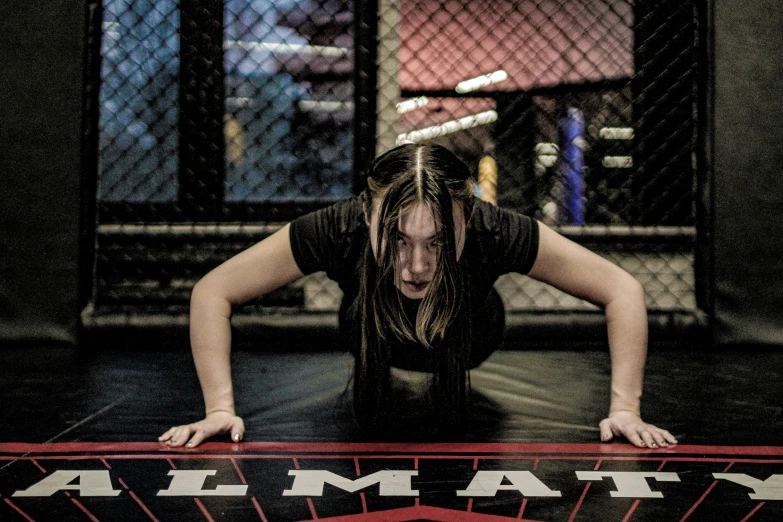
[233,433,240,441]
[651,443,658,447]
[186,442,193,447]
[640,442,646,447]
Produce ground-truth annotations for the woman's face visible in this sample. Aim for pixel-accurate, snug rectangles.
[366,200,467,299]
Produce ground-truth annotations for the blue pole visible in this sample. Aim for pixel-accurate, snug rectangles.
[559,107,585,225]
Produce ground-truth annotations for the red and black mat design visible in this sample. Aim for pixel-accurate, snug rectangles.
[1,443,781,521]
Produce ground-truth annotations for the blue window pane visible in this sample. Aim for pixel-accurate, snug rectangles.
[224,0,354,202]
[98,0,179,202]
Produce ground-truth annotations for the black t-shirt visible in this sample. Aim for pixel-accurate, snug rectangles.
[289,196,540,369]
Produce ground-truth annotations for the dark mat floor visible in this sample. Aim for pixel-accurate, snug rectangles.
[1,342,782,521]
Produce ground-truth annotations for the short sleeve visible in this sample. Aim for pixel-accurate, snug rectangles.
[496,207,540,275]
[288,197,364,279]
[471,200,539,276]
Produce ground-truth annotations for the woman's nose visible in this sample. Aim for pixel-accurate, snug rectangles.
[408,245,430,275]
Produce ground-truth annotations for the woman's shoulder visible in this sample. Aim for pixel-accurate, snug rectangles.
[470,198,532,234]
[288,195,366,278]
[293,195,365,236]
[469,198,540,275]
[329,195,365,232]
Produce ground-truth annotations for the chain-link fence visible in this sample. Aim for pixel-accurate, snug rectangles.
[98,0,179,202]
[91,0,700,322]
[371,0,698,313]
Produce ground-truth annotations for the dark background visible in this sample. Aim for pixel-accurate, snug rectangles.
[1,0,781,348]
[0,1,92,344]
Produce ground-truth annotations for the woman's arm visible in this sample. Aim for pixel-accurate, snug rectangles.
[158,224,305,447]
[526,221,677,448]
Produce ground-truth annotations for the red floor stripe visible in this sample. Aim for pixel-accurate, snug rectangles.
[679,462,734,522]
[307,497,318,519]
[4,498,36,522]
[231,457,247,485]
[517,498,528,519]
[414,458,420,504]
[166,458,176,469]
[739,502,765,522]
[518,461,536,521]
[9,454,780,466]
[251,496,268,522]
[293,458,318,519]
[194,498,215,522]
[619,460,667,522]
[568,459,602,522]
[110,457,159,521]
[467,498,473,512]
[353,458,367,513]
[31,459,45,474]
[622,499,641,522]
[129,490,160,522]
[413,458,420,506]
[303,505,540,522]
[71,497,100,522]
[3,442,782,455]
[568,482,592,522]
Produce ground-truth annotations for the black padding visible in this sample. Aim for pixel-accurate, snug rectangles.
[0,1,88,344]
[712,1,783,346]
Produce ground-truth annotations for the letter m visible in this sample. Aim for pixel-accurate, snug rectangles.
[283,470,419,497]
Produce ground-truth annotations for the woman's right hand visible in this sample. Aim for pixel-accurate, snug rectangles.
[158,411,245,448]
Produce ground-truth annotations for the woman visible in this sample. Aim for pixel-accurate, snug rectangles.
[159,143,677,449]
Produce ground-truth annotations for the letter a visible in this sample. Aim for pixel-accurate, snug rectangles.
[456,471,561,497]
[13,471,121,497]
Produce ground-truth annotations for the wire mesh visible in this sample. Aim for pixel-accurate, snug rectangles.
[374,0,698,312]
[223,0,354,202]
[93,0,700,316]
[98,0,179,202]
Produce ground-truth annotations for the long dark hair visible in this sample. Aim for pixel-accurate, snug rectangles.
[352,143,475,431]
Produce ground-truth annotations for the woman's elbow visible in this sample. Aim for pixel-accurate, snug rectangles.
[191,276,232,312]
[613,270,645,306]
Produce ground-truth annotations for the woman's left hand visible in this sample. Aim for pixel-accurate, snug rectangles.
[599,411,678,448]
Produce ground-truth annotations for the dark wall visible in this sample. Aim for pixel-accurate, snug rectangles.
[0,1,89,344]
[712,0,783,345]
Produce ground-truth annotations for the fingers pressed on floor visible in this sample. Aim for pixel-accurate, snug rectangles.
[641,431,657,447]
[626,431,645,447]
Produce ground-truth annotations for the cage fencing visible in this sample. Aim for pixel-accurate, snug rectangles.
[90,0,701,326]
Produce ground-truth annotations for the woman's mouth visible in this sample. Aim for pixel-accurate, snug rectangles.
[404,280,429,293]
